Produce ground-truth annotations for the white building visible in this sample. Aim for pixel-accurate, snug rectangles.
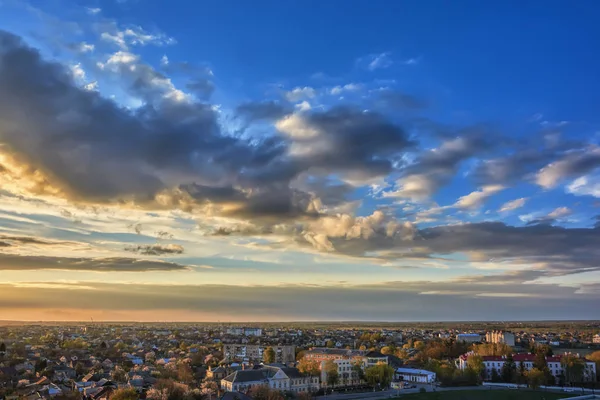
[485,331,515,347]
[221,366,319,394]
[457,333,482,343]
[320,359,361,386]
[395,368,436,383]
[458,353,597,382]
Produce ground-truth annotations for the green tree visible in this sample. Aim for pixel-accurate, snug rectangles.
[352,362,365,381]
[324,360,339,387]
[263,347,276,364]
[110,388,139,400]
[562,354,585,384]
[491,368,500,382]
[326,340,335,349]
[364,364,394,388]
[527,368,545,390]
[501,354,516,383]
[0,343,5,353]
[516,361,527,384]
[466,354,484,381]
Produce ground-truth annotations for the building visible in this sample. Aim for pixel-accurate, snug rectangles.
[458,353,597,382]
[319,359,361,387]
[457,334,482,343]
[395,368,436,383]
[220,366,319,394]
[593,334,600,344]
[305,348,388,369]
[485,331,515,347]
[223,344,295,364]
[226,328,263,337]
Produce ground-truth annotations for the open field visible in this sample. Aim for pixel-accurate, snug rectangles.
[394,390,577,400]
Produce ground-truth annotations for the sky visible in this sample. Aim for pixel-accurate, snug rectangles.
[0,0,599,322]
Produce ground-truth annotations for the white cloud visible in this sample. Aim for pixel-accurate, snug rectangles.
[330,83,362,96]
[84,81,99,91]
[295,101,311,111]
[285,86,316,102]
[547,206,571,219]
[86,7,101,15]
[75,42,95,53]
[70,63,86,81]
[567,174,600,198]
[499,197,528,212]
[535,146,600,188]
[454,185,505,209]
[100,25,176,50]
[160,55,169,67]
[368,52,392,71]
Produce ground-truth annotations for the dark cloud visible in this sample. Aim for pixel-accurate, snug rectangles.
[124,243,184,255]
[0,31,416,222]
[185,79,214,100]
[325,221,600,279]
[0,280,597,321]
[0,254,190,271]
[236,101,291,121]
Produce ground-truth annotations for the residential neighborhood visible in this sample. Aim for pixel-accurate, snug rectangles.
[0,322,599,400]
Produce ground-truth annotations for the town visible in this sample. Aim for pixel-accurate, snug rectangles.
[1,321,599,400]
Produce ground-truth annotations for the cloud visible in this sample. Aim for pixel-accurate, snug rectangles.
[330,83,362,96]
[567,173,600,198]
[236,101,291,122]
[366,52,392,71]
[499,198,528,212]
[0,254,190,271]
[454,185,504,209]
[285,86,316,102]
[536,146,600,188]
[124,243,184,255]
[0,280,596,321]
[375,89,427,110]
[99,24,176,50]
[547,206,571,219]
[384,134,490,201]
[86,7,102,15]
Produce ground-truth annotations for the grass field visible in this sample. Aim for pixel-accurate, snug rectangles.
[393,390,577,400]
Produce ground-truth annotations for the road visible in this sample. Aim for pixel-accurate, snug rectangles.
[315,383,583,400]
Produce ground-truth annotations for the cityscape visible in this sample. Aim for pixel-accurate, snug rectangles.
[1,0,600,400]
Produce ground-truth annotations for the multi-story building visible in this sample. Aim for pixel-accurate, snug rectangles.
[226,327,263,337]
[223,344,295,363]
[305,348,388,387]
[458,353,597,382]
[221,366,319,394]
[485,331,516,347]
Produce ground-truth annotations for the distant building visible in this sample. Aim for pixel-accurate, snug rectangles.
[485,331,515,347]
[223,344,295,364]
[226,327,263,337]
[593,334,600,344]
[457,334,482,343]
[304,348,388,368]
[395,367,436,383]
[458,353,597,382]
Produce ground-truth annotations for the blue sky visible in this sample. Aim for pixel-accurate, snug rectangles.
[0,0,599,321]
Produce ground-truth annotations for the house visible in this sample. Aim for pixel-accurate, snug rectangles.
[395,367,436,383]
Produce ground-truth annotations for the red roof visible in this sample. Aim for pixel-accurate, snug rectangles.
[481,354,562,362]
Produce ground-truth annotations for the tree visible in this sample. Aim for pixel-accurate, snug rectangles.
[562,354,585,384]
[413,341,425,351]
[517,361,527,384]
[324,360,339,387]
[251,385,283,400]
[326,340,335,349]
[364,364,394,388]
[110,388,139,400]
[527,368,545,390]
[352,362,365,382]
[263,347,276,364]
[177,363,194,384]
[501,353,516,383]
[586,350,600,381]
[491,368,500,383]
[466,354,484,381]
[0,343,5,353]
[297,358,320,377]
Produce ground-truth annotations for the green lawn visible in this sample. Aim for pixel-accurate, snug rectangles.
[392,389,577,400]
